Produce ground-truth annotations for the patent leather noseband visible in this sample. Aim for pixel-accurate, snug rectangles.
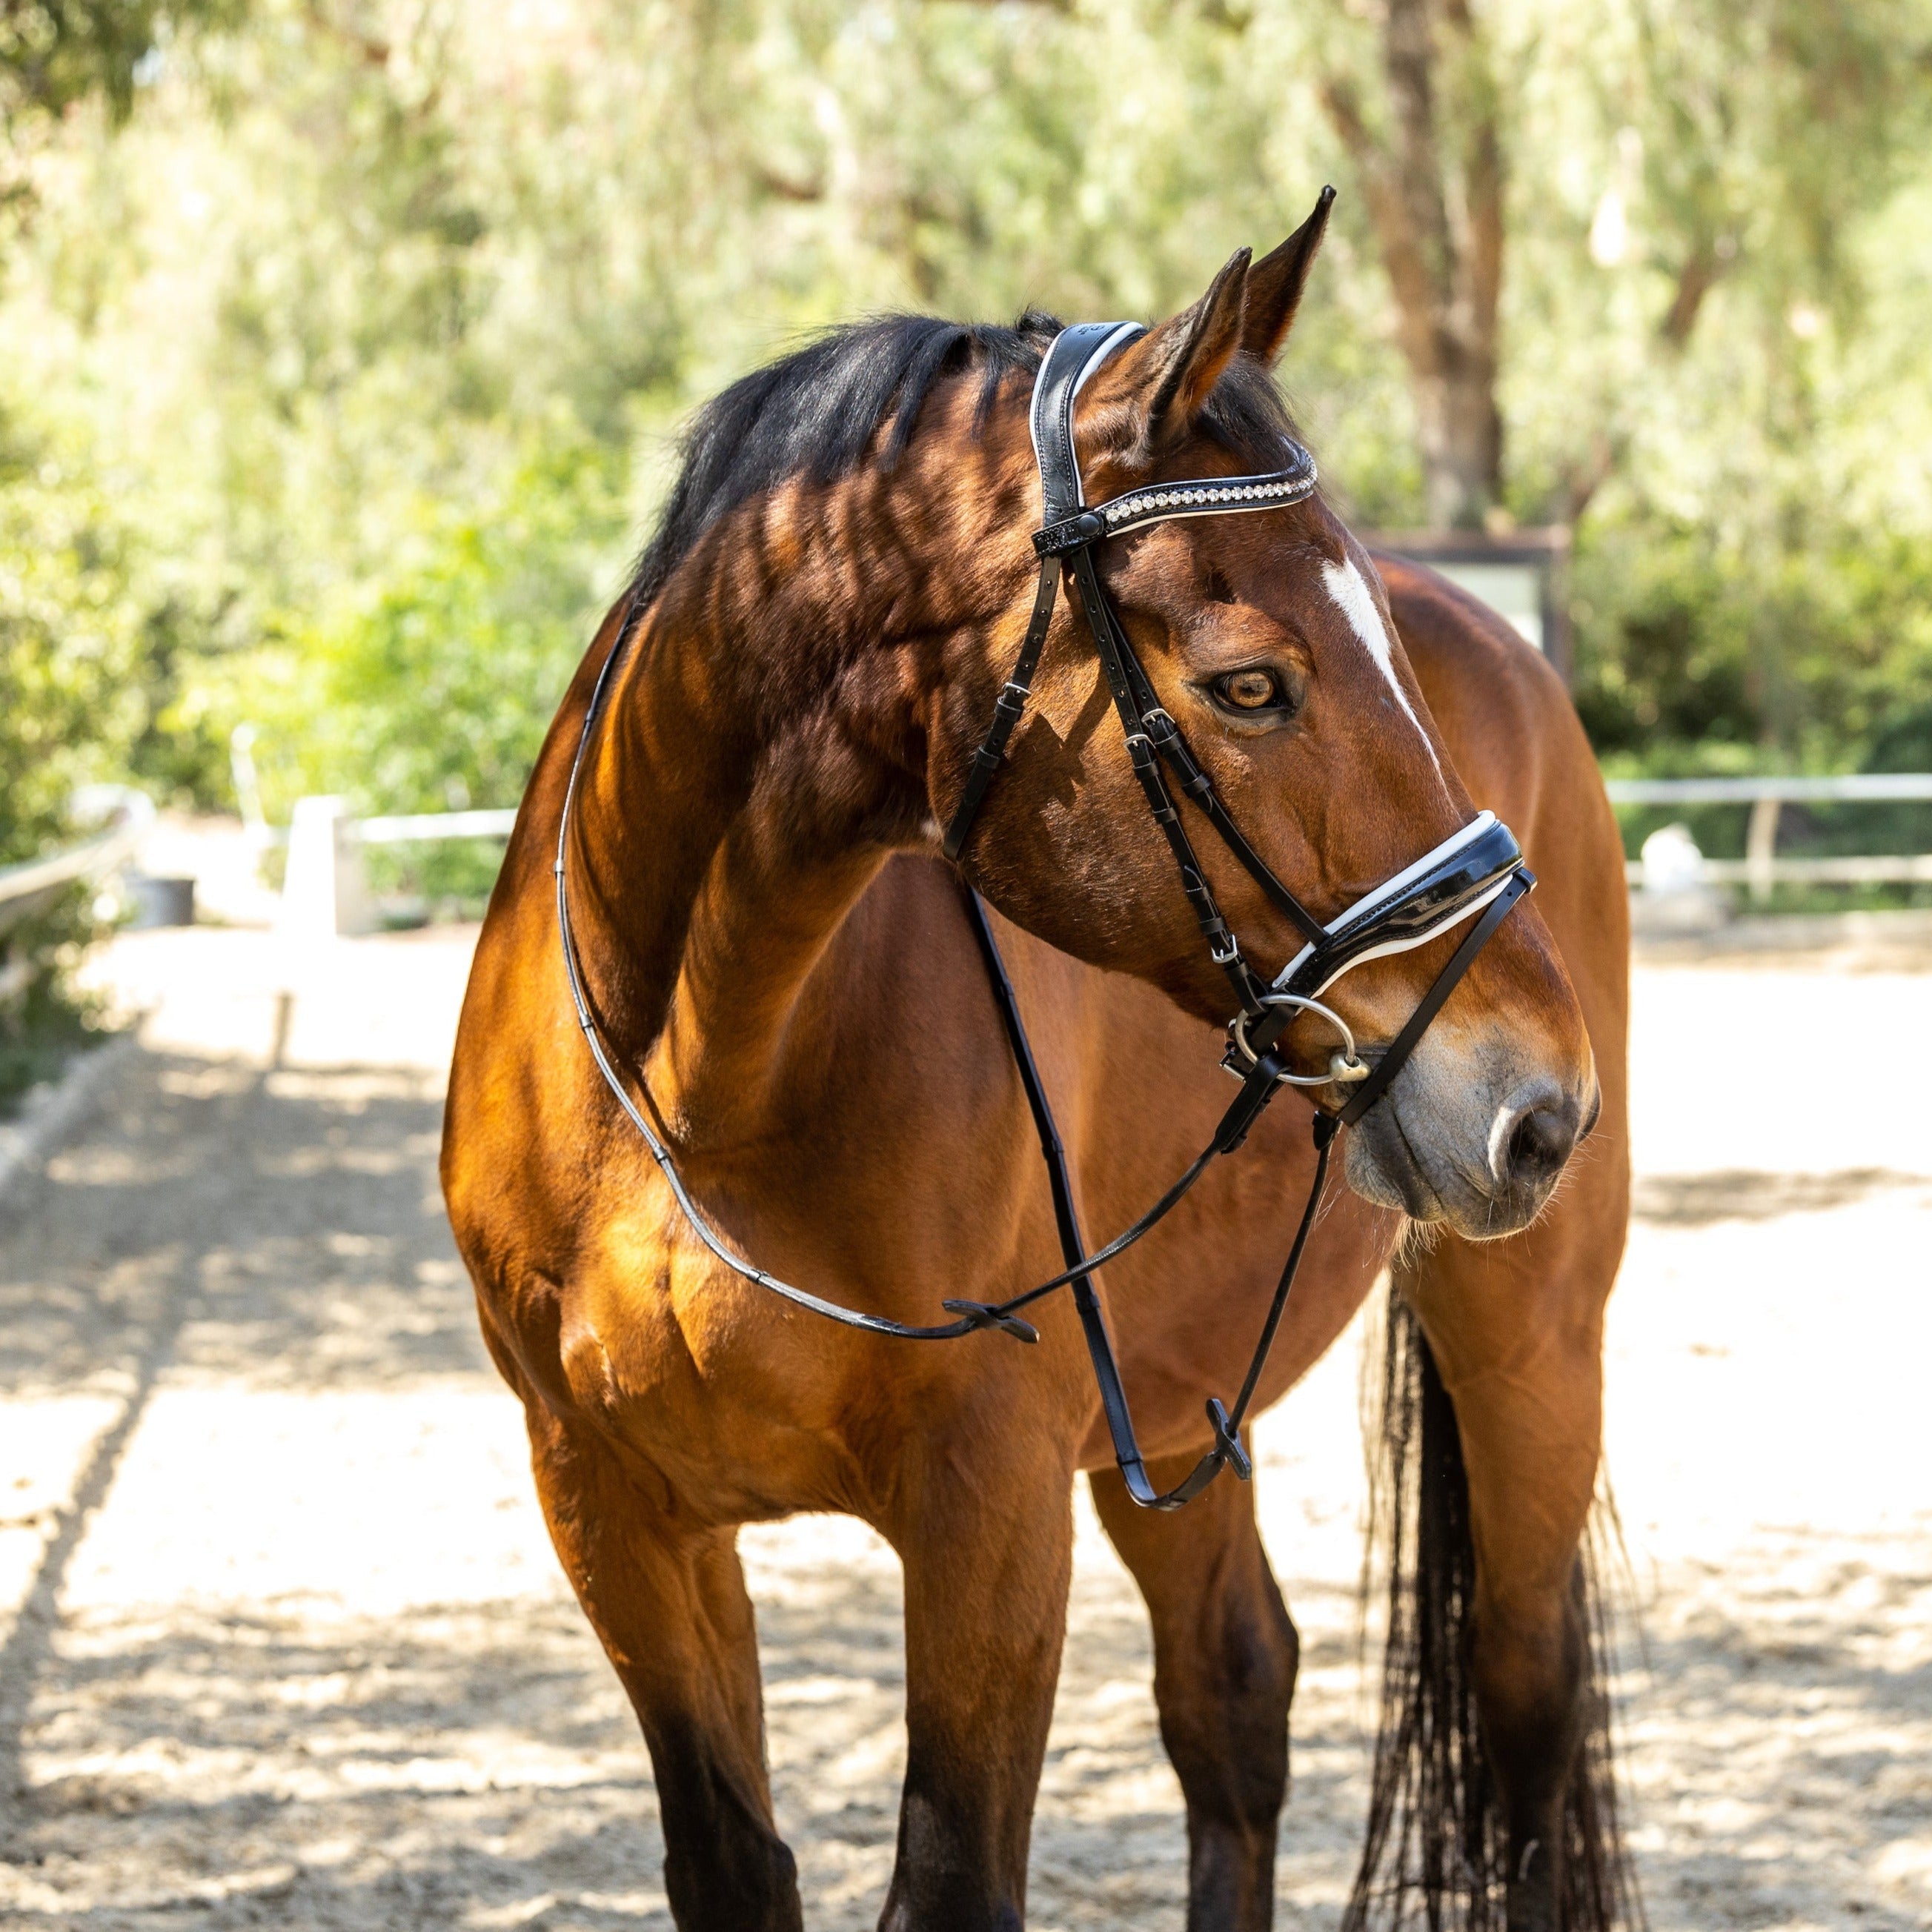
[557,320,1532,1511]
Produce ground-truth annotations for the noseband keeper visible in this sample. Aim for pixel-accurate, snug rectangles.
[557,319,1536,1514]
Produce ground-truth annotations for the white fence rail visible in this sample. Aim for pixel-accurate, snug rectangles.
[256,769,1932,935]
[0,793,154,930]
[356,809,519,844]
[1602,774,1932,806]
[275,797,521,937]
[1604,772,1932,900]
[0,792,155,1001]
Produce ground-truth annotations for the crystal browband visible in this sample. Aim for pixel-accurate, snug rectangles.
[1033,460,1318,558]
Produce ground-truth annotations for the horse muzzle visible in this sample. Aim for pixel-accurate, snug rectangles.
[1341,1049,1598,1238]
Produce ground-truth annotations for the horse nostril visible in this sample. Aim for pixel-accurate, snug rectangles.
[1502,1102,1577,1190]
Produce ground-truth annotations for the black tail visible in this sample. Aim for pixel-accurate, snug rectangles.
[1344,1291,1637,1932]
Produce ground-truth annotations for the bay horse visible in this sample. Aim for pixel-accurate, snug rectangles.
[442,192,1633,1932]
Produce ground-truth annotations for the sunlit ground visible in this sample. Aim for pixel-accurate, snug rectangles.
[1,912,1928,1930]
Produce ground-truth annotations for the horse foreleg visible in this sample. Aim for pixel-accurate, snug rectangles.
[1400,1201,1621,1932]
[877,1437,1075,1932]
[524,1404,802,1932]
[1092,1455,1298,1932]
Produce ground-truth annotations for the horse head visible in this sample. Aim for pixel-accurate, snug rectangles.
[938,200,1597,1238]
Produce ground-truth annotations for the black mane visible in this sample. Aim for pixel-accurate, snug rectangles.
[625,308,1303,613]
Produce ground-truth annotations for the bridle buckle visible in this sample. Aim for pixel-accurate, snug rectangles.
[1032,510,1108,557]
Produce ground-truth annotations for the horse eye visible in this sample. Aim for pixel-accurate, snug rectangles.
[1215,668,1283,711]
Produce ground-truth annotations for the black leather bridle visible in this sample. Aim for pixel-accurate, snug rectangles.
[557,320,1533,1512]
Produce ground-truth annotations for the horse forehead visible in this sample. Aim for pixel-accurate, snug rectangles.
[1318,555,1392,662]
[1130,514,1321,589]
[1316,556,1447,785]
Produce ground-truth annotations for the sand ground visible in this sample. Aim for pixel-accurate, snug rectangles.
[1,918,1928,1930]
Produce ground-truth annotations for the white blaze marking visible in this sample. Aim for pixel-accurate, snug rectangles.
[1321,558,1445,786]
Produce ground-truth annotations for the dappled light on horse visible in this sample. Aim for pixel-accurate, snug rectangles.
[557,306,1538,1511]
[444,191,1631,1932]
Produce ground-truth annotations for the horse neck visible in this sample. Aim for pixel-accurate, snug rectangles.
[567,434,1019,1151]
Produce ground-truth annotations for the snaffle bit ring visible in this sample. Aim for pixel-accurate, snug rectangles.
[1228,992,1370,1086]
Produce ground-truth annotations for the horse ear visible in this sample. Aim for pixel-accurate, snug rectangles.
[1240,186,1335,366]
[1098,247,1252,451]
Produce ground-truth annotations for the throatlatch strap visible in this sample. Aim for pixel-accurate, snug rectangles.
[941,558,1060,863]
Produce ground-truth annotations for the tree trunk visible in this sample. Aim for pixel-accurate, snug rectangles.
[1413,356,1502,531]
[1318,0,1506,531]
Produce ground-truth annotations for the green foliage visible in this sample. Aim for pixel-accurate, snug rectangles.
[3,0,205,126]
[227,423,629,818]
[0,883,103,1113]
[1,0,1931,874]
[1573,514,1932,767]
[0,384,132,1075]
[0,397,146,863]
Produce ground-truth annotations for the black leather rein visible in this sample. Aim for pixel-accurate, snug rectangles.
[554,319,1533,1511]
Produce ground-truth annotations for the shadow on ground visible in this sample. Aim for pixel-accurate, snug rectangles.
[4,1036,1930,1930]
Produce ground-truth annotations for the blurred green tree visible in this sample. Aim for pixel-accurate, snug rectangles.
[4,0,208,126]
[1,0,242,868]
[0,403,143,860]
[1302,0,1931,530]
[2,0,1931,852]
